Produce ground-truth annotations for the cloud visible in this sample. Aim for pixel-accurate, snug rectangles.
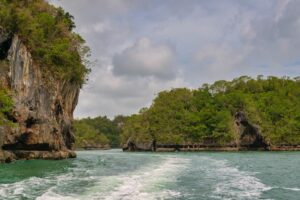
[48,0,300,118]
[112,38,176,79]
[74,62,186,118]
[191,0,300,83]
[245,0,300,65]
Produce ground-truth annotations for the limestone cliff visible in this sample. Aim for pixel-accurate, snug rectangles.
[0,35,79,162]
[234,111,268,150]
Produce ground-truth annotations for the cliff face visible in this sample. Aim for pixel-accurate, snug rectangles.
[0,35,79,162]
[234,112,268,150]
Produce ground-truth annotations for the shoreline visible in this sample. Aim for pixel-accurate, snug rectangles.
[123,145,300,152]
[75,147,111,151]
[0,150,76,163]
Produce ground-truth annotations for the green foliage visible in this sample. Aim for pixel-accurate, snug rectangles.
[73,120,109,148]
[0,89,13,125]
[74,116,126,148]
[121,76,300,146]
[0,0,89,84]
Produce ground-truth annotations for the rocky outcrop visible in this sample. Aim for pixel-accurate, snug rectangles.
[0,35,79,163]
[234,111,268,150]
[235,112,268,149]
[123,139,156,152]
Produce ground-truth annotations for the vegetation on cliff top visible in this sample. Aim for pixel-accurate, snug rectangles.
[0,0,89,85]
[121,76,300,146]
[73,116,126,149]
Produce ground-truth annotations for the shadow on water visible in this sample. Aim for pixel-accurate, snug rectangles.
[0,159,74,184]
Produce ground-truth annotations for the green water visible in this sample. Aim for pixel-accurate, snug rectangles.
[0,150,299,200]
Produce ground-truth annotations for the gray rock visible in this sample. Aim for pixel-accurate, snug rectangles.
[235,111,268,149]
[0,35,79,162]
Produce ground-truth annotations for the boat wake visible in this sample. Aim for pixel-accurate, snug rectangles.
[1,151,297,200]
[15,155,191,200]
[202,158,272,200]
[93,156,190,200]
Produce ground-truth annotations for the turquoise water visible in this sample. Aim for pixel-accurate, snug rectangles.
[0,150,300,200]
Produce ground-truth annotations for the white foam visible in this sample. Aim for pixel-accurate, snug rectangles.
[282,187,300,191]
[96,156,189,200]
[20,157,188,200]
[34,172,101,200]
[0,171,85,200]
[203,158,272,200]
[0,177,53,199]
[0,152,282,200]
[36,190,76,200]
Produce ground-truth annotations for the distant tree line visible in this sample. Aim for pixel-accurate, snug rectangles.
[73,115,127,149]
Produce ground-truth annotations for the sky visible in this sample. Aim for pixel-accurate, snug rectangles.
[49,0,300,119]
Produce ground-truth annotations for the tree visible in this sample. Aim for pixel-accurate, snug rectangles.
[121,76,300,146]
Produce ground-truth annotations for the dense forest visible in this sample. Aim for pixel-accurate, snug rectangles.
[121,76,300,148]
[73,116,126,149]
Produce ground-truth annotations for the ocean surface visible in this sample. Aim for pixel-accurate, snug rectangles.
[0,150,299,200]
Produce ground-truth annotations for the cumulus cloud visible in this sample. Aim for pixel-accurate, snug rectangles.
[48,0,300,118]
[74,62,186,118]
[112,38,176,79]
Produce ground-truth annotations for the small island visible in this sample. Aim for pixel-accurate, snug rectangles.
[121,76,300,152]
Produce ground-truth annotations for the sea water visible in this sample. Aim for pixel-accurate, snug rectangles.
[0,149,299,200]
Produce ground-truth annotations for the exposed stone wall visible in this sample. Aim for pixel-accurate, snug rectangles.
[0,35,79,162]
[234,111,268,149]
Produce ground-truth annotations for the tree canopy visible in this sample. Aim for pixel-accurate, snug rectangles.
[121,76,300,146]
[0,0,89,84]
[73,116,126,148]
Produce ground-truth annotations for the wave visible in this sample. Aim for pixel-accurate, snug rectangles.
[37,190,75,200]
[0,176,53,200]
[30,155,190,200]
[0,171,85,200]
[281,187,300,191]
[98,156,190,200]
[2,151,295,200]
[201,157,272,200]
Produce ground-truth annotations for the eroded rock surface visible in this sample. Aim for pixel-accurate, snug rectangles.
[0,35,79,163]
[123,139,156,152]
[235,111,268,150]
